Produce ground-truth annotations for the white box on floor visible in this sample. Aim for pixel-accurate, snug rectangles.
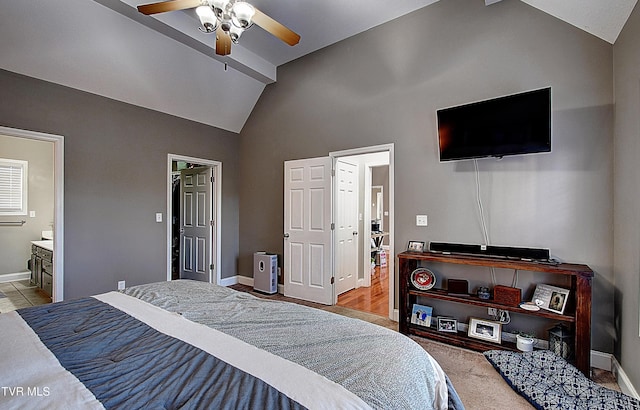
[253,252,278,294]
[378,249,387,267]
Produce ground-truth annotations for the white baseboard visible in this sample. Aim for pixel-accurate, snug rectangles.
[218,275,256,287]
[218,275,238,286]
[221,275,287,294]
[0,271,30,283]
[613,356,640,399]
[218,275,257,288]
[590,350,612,371]
[589,351,640,399]
[237,275,253,287]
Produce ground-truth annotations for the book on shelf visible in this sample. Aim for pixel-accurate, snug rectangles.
[411,304,433,327]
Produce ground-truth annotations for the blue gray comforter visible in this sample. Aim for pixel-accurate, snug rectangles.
[18,297,303,410]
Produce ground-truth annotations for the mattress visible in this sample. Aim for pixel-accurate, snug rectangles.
[0,280,462,409]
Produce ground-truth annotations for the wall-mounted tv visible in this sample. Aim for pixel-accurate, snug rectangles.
[437,87,551,162]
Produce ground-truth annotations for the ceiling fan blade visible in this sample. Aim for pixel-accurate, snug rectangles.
[216,27,232,56]
[137,0,202,15]
[252,8,300,46]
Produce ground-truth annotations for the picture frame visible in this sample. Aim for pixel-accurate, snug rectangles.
[437,317,458,333]
[531,284,570,314]
[407,240,425,252]
[468,317,502,344]
[410,304,433,327]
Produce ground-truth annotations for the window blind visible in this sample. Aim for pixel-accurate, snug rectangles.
[0,159,28,215]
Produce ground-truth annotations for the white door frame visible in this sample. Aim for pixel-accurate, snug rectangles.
[166,154,222,284]
[330,144,395,320]
[0,126,64,302]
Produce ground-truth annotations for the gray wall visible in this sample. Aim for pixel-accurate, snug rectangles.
[239,0,614,352]
[0,69,240,299]
[613,3,640,393]
[0,135,54,274]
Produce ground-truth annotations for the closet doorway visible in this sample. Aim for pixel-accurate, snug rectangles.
[166,154,222,284]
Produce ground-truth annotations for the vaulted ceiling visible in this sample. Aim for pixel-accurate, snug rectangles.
[0,0,636,133]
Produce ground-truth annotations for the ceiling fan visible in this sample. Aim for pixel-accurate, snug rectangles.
[137,0,301,56]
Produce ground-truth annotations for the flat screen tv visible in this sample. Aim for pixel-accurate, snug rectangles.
[437,87,551,162]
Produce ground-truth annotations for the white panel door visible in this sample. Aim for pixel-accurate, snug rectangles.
[284,157,333,305]
[180,167,212,282]
[335,159,359,296]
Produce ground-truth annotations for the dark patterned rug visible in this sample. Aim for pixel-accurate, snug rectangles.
[484,350,640,410]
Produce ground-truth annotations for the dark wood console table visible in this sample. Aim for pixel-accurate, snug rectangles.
[398,251,593,375]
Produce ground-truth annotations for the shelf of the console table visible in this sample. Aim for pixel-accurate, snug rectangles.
[399,251,593,278]
[408,289,575,322]
[408,325,521,352]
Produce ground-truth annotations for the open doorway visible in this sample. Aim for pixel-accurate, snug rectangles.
[0,126,64,303]
[166,154,222,284]
[331,145,393,319]
[282,144,394,319]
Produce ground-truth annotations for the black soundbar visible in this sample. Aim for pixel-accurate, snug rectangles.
[429,242,550,261]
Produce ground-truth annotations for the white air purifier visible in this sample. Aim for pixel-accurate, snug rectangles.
[253,252,278,294]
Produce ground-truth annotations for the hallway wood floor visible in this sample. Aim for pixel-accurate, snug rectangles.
[337,264,389,316]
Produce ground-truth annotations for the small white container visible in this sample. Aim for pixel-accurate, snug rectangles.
[516,334,535,352]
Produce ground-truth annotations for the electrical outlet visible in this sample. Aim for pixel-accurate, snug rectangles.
[118,280,126,290]
[498,310,510,323]
[488,307,498,316]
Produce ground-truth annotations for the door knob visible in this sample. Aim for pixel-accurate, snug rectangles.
[284,233,290,239]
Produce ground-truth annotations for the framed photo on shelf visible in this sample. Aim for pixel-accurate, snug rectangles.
[411,304,433,327]
[437,317,458,333]
[407,240,425,252]
[531,284,570,314]
[468,318,502,344]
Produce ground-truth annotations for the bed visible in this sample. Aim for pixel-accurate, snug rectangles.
[1,280,463,409]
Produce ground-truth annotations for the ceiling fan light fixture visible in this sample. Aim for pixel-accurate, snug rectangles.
[231,1,255,29]
[196,5,217,33]
[135,0,300,54]
[211,0,230,19]
[228,25,243,43]
[220,20,231,33]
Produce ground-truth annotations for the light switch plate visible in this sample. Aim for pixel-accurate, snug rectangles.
[416,215,428,226]
[155,212,162,223]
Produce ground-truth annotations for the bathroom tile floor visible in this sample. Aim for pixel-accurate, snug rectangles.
[0,279,51,313]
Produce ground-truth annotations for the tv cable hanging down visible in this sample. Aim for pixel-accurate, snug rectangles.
[473,159,497,285]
